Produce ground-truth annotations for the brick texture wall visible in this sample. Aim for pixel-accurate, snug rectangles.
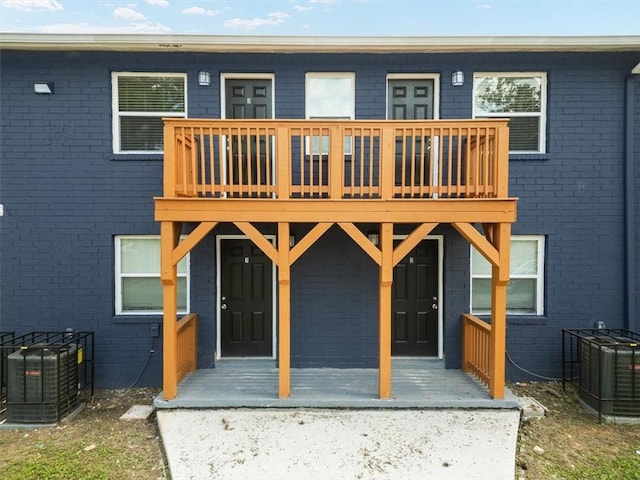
[1,49,637,386]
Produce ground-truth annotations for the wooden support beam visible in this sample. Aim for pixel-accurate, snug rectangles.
[379,223,393,399]
[156,198,517,225]
[338,222,382,266]
[489,223,510,399]
[234,221,279,266]
[453,222,499,268]
[290,222,333,265]
[278,222,291,398]
[171,222,217,265]
[161,221,179,400]
[392,223,438,267]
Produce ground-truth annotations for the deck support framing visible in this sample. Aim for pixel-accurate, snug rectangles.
[159,206,514,400]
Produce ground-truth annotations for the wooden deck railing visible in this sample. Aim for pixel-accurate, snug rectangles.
[462,313,492,388]
[162,119,509,200]
[176,313,198,384]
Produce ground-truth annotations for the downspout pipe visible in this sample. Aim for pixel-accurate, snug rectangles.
[624,70,638,331]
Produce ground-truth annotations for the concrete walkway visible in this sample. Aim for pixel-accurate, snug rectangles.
[157,408,521,480]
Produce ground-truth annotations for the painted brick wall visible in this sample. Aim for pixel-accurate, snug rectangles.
[1,49,637,387]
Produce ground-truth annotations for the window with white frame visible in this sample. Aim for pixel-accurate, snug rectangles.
[471,235,545,315]
[305,73,355,154]
[115,236,189,315]
[112,73,186,153]
[473,73,546,153]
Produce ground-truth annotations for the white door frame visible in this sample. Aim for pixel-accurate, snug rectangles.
[215,234,277,360]
[392,234,444,359]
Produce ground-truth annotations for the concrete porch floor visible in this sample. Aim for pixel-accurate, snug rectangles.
[154,359,520,409]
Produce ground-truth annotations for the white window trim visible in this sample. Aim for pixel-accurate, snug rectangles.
[470,235,545,316]
[472,72,547,154]
[115,235,190,315]
[305,72,356,120]
[111,72,188,154]
[305,72,356,155]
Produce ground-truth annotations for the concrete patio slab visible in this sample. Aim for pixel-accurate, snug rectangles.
[157,408,521,480]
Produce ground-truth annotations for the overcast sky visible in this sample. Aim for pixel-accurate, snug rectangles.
[1,0,639,36]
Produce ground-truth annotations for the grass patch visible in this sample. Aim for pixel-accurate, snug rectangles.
[514,382,640,480]
[0,389,166,480]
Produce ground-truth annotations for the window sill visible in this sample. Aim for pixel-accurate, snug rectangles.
[112,315,163,324]
[508,153,550,161]
[472,314,548,325]
[112,154,164,162]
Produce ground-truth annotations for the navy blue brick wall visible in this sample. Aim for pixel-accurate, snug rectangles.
[291,226,378,368]
[1,49,637,387]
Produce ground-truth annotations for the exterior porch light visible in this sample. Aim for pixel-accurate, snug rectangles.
[33,82,54,94]
[368,233,379,246]
[289,235,295,247]
[451,70,464,87]
[198,71,211,86]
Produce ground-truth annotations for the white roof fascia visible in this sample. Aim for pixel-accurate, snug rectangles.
[1,33,639,53]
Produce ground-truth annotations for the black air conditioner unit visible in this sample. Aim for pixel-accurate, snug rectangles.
[7,343,79,423]
[579,335,640,417]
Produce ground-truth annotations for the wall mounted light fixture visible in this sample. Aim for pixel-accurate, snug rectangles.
[34,82,54,94]
[289,235,296,247]
[368,233,379,246]
[451,70,464,87]
[198,71,211,86]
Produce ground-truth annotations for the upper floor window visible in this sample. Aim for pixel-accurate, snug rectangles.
[473,73,546,153]
[471,235,545,316]
[305,73,355,154]
[112,72,187,154]
[115,236,189,315]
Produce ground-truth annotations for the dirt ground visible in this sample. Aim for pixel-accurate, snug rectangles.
[513,382,640,480]
[0,388,166,480]
[1,382,639,479]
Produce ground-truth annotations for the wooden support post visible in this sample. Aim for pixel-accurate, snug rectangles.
[378,223,393,399]
[278,222,291,398]
[161,221,179,400]
[489,222,510,399]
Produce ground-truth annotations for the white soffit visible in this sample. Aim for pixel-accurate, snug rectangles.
[1,33,639,53]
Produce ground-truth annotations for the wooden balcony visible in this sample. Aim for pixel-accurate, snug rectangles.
[155,118,516,224]
[155,118,516,402]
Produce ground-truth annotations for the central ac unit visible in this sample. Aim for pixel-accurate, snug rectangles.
[579,336,640,417]
[7,343,79,423]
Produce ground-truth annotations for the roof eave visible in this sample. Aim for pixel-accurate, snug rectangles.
[1,33,639,53]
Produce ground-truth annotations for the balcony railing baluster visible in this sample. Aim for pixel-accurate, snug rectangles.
[163,119,509,201]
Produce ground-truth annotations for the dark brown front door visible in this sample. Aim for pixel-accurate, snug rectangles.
[392,239,439,356]
[224,78,273,193]
[220,239,273,357]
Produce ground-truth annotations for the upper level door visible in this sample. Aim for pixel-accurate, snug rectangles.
[224,78,274,194]
[224,78,273,120]
[388,78,436,192]
[388,79,434,121]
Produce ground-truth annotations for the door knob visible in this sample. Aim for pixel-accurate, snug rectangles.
[221,304,227,310]
[431,303,438,310]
